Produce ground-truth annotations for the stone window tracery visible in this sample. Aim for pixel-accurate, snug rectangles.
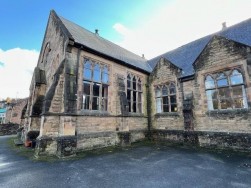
[127,73,142,113]
[155,83,177,113]
[205,69,248,110]
[82,58,109,111]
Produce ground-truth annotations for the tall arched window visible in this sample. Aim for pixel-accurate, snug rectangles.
[42,42,50,64]
[127,73,142,113]
[82,58,109,111]
[155,83,177,113]
[205,69,248,110]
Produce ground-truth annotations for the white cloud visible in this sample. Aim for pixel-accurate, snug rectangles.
[0,48,39,99]
[113,0,251,59]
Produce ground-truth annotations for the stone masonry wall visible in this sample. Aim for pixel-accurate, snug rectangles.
[149,58,184,131]
[193,36,251,133]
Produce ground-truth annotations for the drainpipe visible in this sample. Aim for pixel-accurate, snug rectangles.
[146,76,152,140]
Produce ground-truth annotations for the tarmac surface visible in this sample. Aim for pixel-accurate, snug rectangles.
[0,135,251,188]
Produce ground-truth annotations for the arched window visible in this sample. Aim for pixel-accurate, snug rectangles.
[155,87,162,113]
[82,58,109,111]
[42,42,50,64]
[127,74,143,113]
[205,69,247,110]
[155,83,177,113]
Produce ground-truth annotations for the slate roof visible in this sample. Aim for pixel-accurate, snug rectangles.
[57,14,152,73]
[148,18,251,77]
[54,11,251,77]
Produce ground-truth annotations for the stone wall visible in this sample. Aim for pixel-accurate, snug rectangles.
[152,129,251,151]
[149,57,184,131]
[192,36,251,133]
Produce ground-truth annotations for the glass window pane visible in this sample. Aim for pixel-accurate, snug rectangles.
[127,75,131,88]
[230,70,243,85]
[206,90,217,100]
[218,88,230,99]
[133,102,136,112]
[92,97,99,110]
[102,73,109,83]
[133,91,137,102]
[93,64,101,82]
[232,85,242,98]
[217,73,228,87]
[231,75,243,85]
[84,68,92,80]
[133,77,136,90]
[163,96,169,105]
[93,83,100,96]
[83,95,90,110]
[213,100,219,110]
[84,60,91,69]
[83,81,91,95]
[103,66,108,74]
[170,96,176,104]
[163,105,169,112]
[217,79,228,87]
[220,99,232,109]
[127,90,131,100]
[171,104,177,112]
[170,83,176,94]
[205,76,215,89]
[156,98,162,113]
[162,86,168,96]
[234,98,244,108]
[128,101,131,112]
[102,85,108,98]
[170,95,176,104]
[155,87,161,97]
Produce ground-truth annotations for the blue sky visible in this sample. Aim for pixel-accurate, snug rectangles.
[1,0,251,99]
[0,0,169,51]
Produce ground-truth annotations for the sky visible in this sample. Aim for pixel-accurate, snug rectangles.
[1,0,251,99]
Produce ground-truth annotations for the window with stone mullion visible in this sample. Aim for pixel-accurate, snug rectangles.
[126,74,142,113]
[205,69,247,110]
[83,59,109,111]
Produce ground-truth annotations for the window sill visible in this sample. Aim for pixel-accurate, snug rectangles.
[78,110,110,116]
[127,112,145,117]
[155,112,179,117]
[206,108,250,117]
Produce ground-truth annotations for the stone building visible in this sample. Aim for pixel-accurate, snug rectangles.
[23,10,251,157]
[5,98,28,125]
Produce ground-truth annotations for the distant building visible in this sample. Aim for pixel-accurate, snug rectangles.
[23,10,251,157]
[0,108,6,124]
[5,98,28,124]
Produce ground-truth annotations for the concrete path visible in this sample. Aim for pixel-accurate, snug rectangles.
[0,135,251,188]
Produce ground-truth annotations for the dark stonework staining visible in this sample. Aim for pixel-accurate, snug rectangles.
[21,10,251,158]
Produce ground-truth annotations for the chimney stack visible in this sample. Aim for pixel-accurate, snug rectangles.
[222,22,227,30]
[95,29,99,35]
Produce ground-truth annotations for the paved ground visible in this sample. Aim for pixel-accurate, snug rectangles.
[0,135,251,188]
